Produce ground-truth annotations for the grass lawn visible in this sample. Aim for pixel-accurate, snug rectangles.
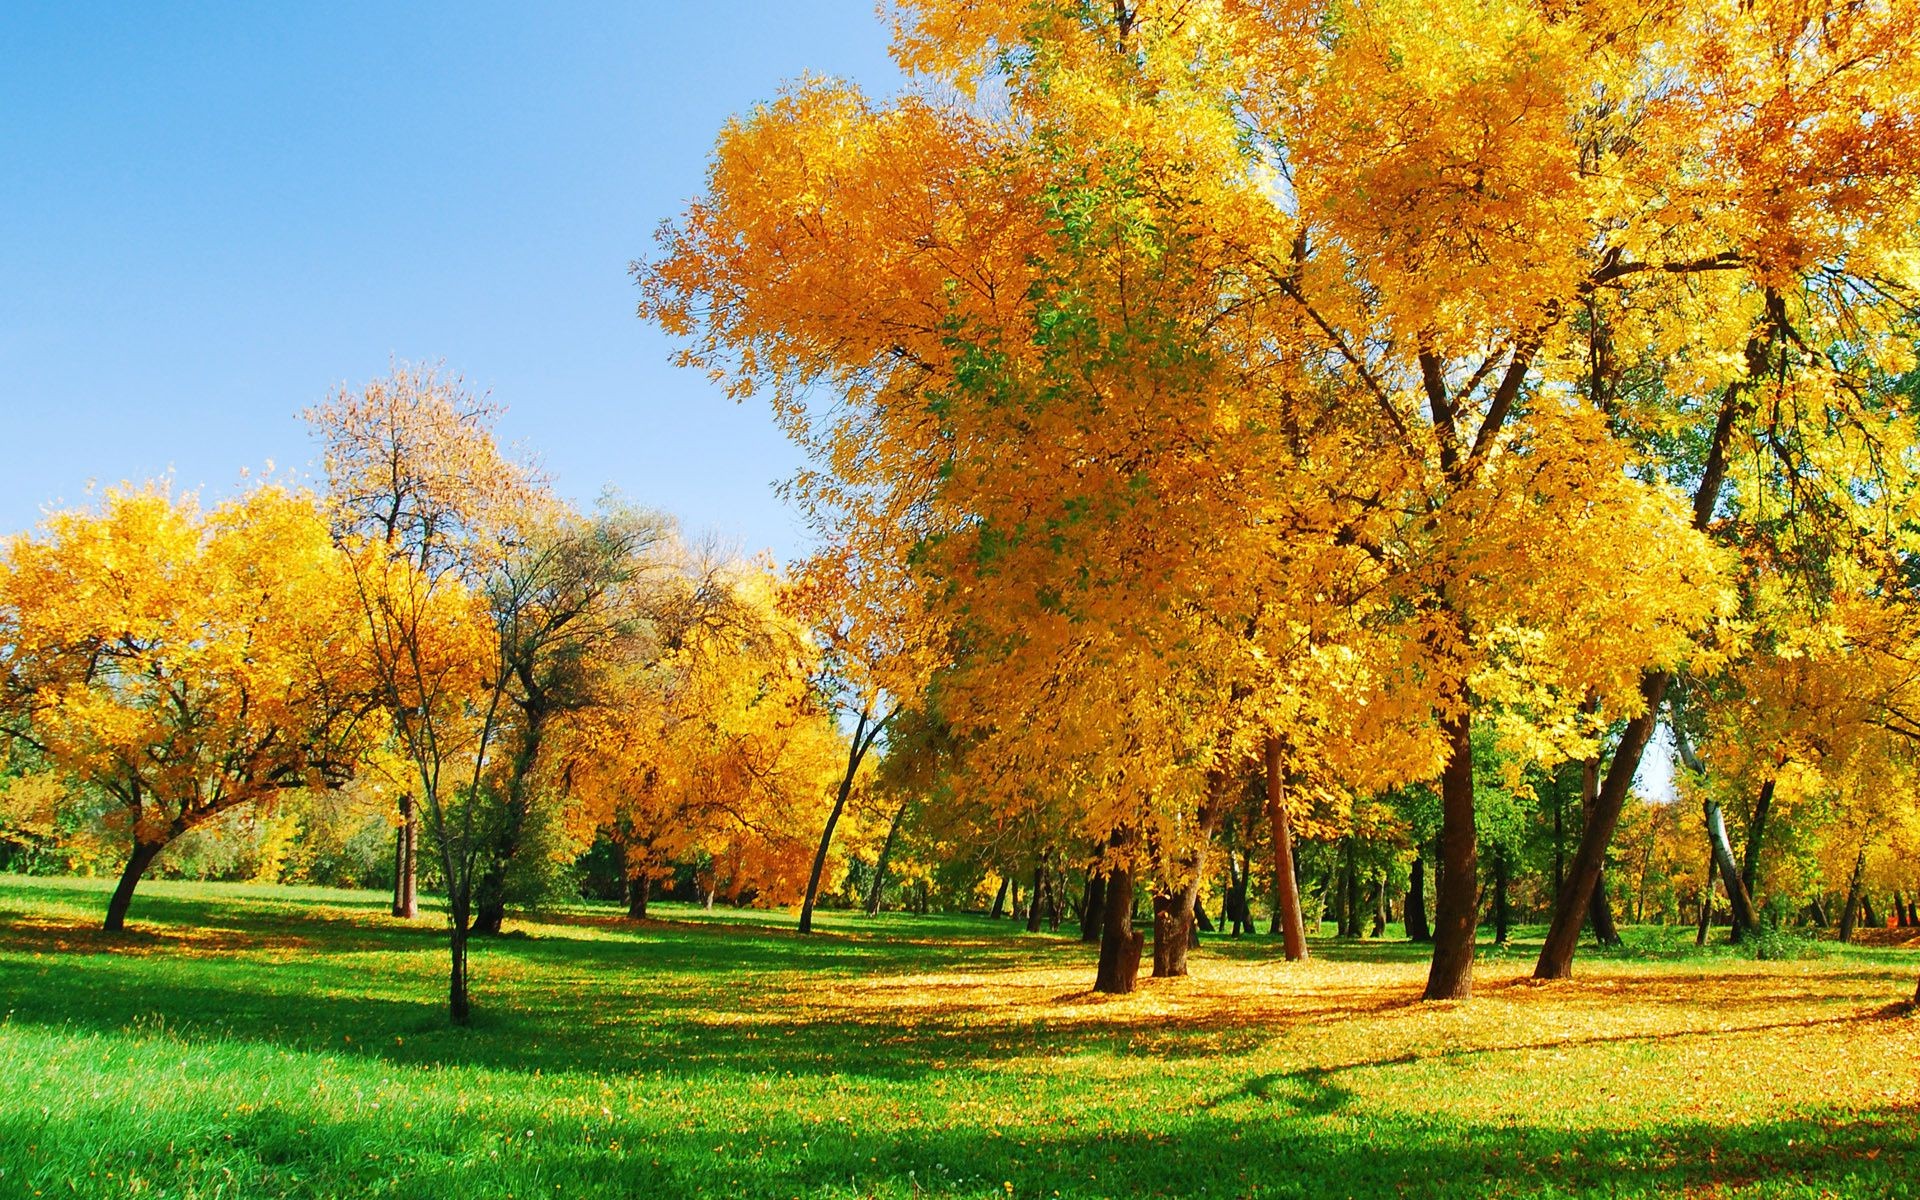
[0,875,1914,1199]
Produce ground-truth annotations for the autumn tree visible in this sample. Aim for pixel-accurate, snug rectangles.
[0,485,376,930]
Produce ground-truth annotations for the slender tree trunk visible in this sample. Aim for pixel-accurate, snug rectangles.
[1426,708,1479,1000]
[1342,842,1363,937]
[1493,848,1511,945]
[626,873,650,919]
[448,913,471,1025]
[991,876,1010,920]
[1705,800,1759,937]
[1265,737,1310,962]
[1862,892,1880,930]
[1590,869,1623,948]
[1079,872,1105,943]
[864,800,910,916]
[104,839,165,932]
[1026,864,1046,934]
[1806,894,1828,927]
[1695,843,1716,947]
[1094,842,1144,995]
[391,794,418,919]
[1740,778,1775,911]
[1371,872,1388,938]
[1405,855,1431,942]
[1194,894,1215,934]
[1839,849,1865,943]
[800,706,881,935]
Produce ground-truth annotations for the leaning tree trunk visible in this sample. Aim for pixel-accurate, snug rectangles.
[1094,843,1145,995]
[1695,843,1716,947]
[865,800,911,916]
[1425,708,1479,1001]
[1862,892,1880,930]
[800,705,882,935]
[1405,854,1432,942]
[392,793,418,919]
[990,876,1010,919]
[1371,872,1388,939]
[104,839,166,932]
[1151,794,1225,979]
[1705,800,1760,938]
[1536,373,1748,980]
[1265,737,1311,962]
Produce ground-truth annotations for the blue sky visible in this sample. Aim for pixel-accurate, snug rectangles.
[0,2,904,563]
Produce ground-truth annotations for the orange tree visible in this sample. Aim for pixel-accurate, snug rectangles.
[0,485,377,930]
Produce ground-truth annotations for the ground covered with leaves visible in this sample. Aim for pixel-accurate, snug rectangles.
[0,876,1914,1198]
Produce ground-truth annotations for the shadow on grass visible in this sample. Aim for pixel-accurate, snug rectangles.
[3,1097,1914,1198]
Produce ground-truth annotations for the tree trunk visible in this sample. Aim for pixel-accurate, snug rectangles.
[1194,894,1215,934]
[1862,892,1880,930]
[1740,778,1775,910]
[1078,871,1104,942]
[1493,849,1511,945]
[1535,376,1748,980]
[1264,737,1310,962]
[1151,890,1190,978]
[1425,708,1478,1001]
[1695,843,1716,947]
[991,876,1010,920]
[1839,847,1866,943]
[1405,855,1431,942]
[626,873,651,920]
[1371,872,1388,939]
[1026,864,1046,933]
[1705,800,1759,937]
[800,706,879,935]
[1341,842,1362,937]
[1094,846,1144,995]
[391,794,418,919]
[104,839,165,932]
[1805,894,1827,928]
[448,916,471,1026]
[865,799,910,916]
[1589,868,1623,948]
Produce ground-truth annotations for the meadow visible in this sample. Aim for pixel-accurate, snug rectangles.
[0,876,1914,1199]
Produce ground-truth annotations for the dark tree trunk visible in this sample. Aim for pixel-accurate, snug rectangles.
[1862,892,1880,930]
[626,873,651,919]
[865,800,910,916]
[1589,869,1623,948]
[1079,872,1105,943]
[1026,864,1046,933]
[448,916,471,1025]
[1094,848,1144,995]
[1805,894,1828,927]
[1406,855,1432,942]
[800,706,880,935]
[1194,894,1215,934]
[104,839,165,932]
[991,876,1010,920]
[1493,849,1511,945]
[1536,374,1748,981]
[1425,708,1479,1001]
[1740,778,1775,909]
[1152,890,1190,978]
[1839,846,1867,944]
[391,794,418,919]
[1264,737,1310,961]
[1371,872,1388,938]
[1341,842,1362,938]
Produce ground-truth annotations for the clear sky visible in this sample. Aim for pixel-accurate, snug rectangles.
[1,2,904,563]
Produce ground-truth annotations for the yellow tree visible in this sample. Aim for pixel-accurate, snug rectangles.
[0,485,377,930]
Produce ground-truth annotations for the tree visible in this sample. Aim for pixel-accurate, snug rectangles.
[0,485,375,930]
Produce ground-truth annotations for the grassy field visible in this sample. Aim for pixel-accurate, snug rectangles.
[0,876,1914,1199]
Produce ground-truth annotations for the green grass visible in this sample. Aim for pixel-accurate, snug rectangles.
[0,875,1915,1198]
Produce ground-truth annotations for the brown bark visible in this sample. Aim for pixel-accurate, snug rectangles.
[1094,847,1144,995]
[626,872,651,920]
[1695,844,1716,948]
[1026,864,1047,933]
[1425,707,1478,1000]
[1264,736,1310,962]
[104,839,165,932]
[1371,872,1388,939]
[991,876,1010,920]
[1740,778,1775,906]
[1078,871,1105,942]
[391,793,418,919]
[1705,800,1760,935]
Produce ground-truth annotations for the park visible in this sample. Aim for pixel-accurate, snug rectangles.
[4,0,1920,1196]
